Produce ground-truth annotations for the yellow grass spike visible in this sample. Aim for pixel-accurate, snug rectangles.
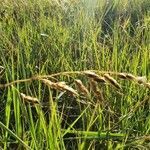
[83,71,106,83]
[89,79,104,101]
[125,73,136,80]
[41,79,79,96]
[136,76,147,84]
[104,74,122,89]
[117,73,127,79]
[144,83,150,89]
[20,93,39,104]
[75,79,89,96]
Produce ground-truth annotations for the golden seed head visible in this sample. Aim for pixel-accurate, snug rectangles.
[89,79,97,91]
[125,74,136,80]
[0,66,5,75]
[144,83,150,89]
[136,76,147,84]
[20,93,39,104]
[83,71,106,83]
[57,82,79,96]
[104,74,122,89]
[75,79,89,96]
[41,79,78,96]
[117,73,127,79]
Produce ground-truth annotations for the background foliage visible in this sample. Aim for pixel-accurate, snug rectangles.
[0,0,150,149]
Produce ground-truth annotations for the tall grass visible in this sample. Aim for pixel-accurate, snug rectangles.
[0,0,150,149]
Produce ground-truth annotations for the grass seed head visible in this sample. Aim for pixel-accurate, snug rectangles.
[89,79,97,92]
[136,76,147,84]
[75,79,89,96]
[104,74,122,89]
[0,66,5,76]
[125,73,136,80]
[41,79,53,86]
[95,90,105,102]
[20,93,39,104]
[83,71,106,83]
[56,82,79,96]
[89,79,104,101]
[117,73,127,79]
[41,79,78,96]
[144,83,150,89]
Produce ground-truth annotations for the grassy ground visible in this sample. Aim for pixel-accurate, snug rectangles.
[0,0,150,149]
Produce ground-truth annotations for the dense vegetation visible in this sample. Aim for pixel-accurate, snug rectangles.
[0,0,150,149]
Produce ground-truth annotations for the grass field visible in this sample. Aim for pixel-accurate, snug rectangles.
[0,0,150,149]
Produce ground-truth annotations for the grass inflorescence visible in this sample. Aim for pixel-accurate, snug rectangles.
[0,0,150,149]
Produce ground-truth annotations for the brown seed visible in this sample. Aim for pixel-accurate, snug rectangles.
[0,66,5,76]
[104,74,122,89]
[136,76,147,84]
[95,90,105,101]
[83,71,106,83]
[117,73,127,79]
[56,82,79,96]
[144,83,150,89]
[41,79,53,86]
[83,71,99,78]
[41,79,79,96]
[20,93,39,104]
[89,79,104,101]
[125,74,136,80]
[75,79,89,96]
[89,79,97,92]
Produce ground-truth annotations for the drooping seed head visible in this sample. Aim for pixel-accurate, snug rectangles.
[117,73,127,79]
[83,71,106,83]
[41,79,79,96]
[20,93,39,104]
[144,83,150,89]
[104,74,122,89]
[89,79,97,92]
[75,79,89,96]
[56,82,79,96]
[0,66,5,76]
[125,74,136,80]
[136,76,147,84]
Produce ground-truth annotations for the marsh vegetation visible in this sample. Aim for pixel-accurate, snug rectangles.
[0,0,150,149]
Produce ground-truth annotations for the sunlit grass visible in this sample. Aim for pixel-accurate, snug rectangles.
[0,0,150,149]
